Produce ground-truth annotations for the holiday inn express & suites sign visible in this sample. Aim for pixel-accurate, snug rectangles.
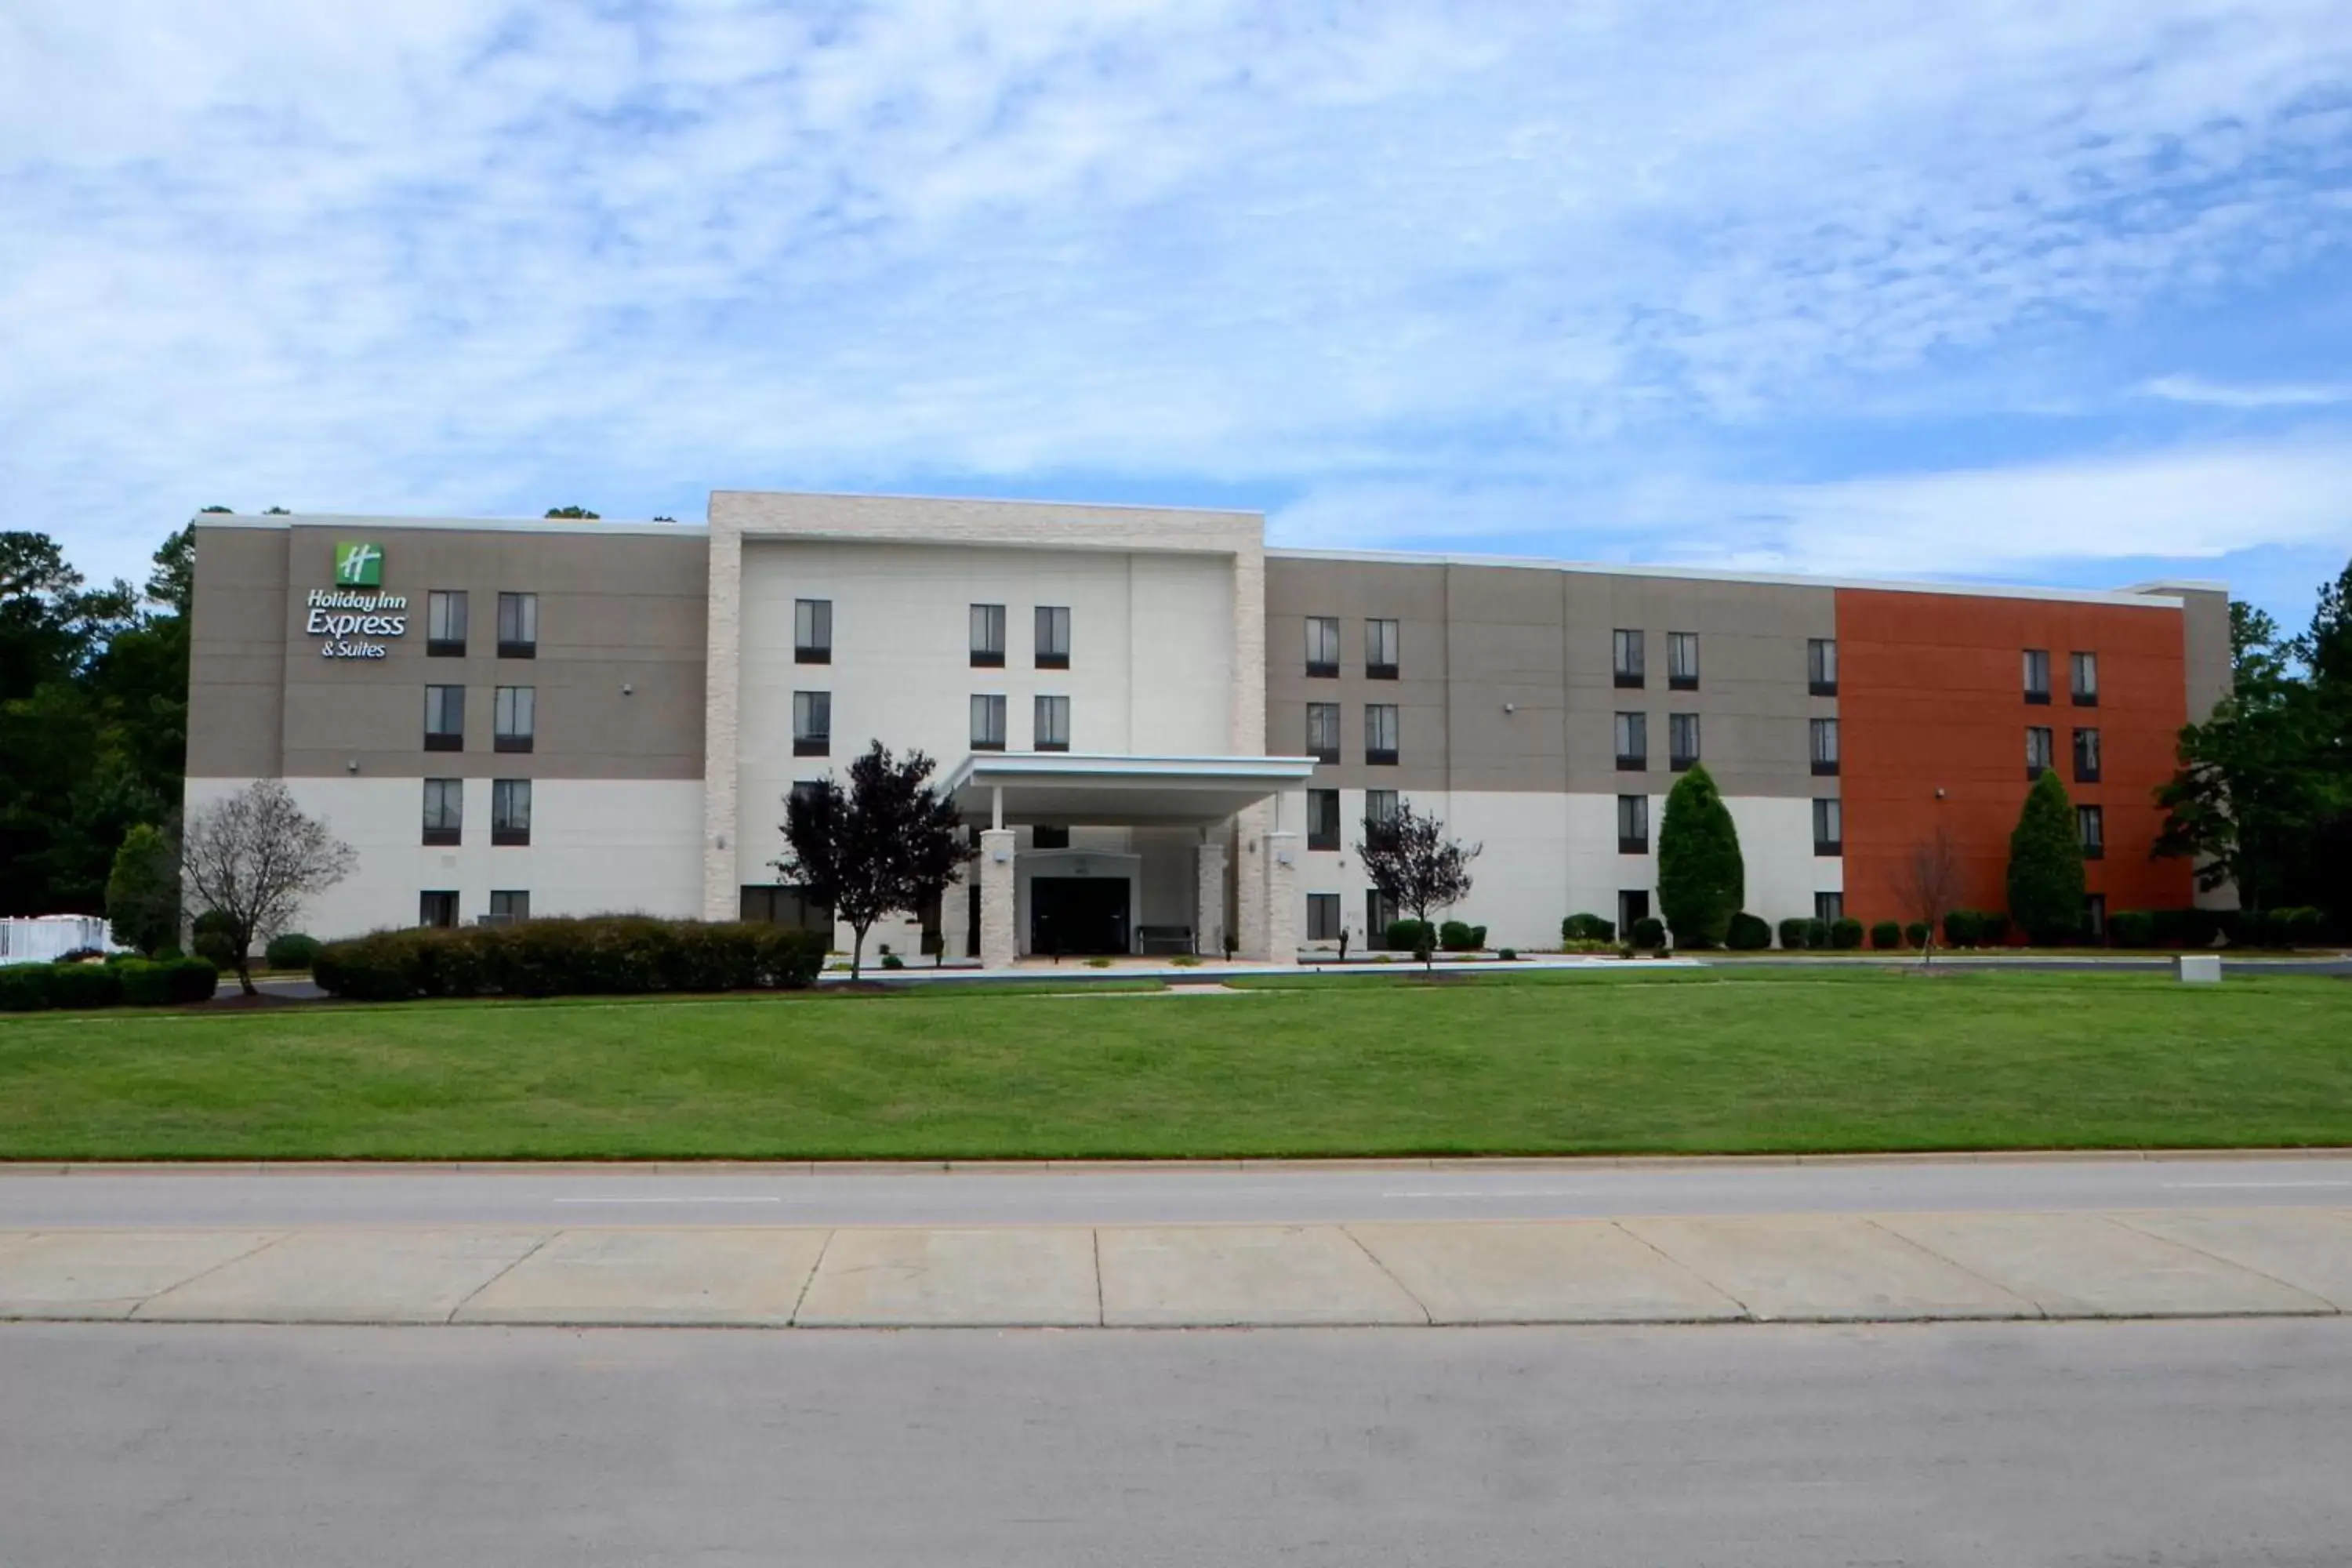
[308,540,408,659]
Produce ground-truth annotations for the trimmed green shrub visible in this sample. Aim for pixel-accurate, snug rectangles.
[191,908,241,971]
[1657,764,1744,949]
[1943,909,1983,948]
[0,965,57,1012]
[1561,913,1614,943]
[165,956,219,1004]
[311,918,828,1003]
[49,964,125,1010]
[2272,906,2327,945]
[1385,918,1436,954]
[1777,916,1809,951]
[1497,947,1517,960]
[1870,920,1903,950]
[2111,909,2157,949]
[1904,921,1929,948]
[2006,770,2085,946]
[1630,916,1668,950]
[1802,918,1830,950]
[1726,912,1772,950]
[116,960,172,1007]
[1438,920,1486,951]
[264,933,321,971]
[1830,917,1864,950]
[1980,912,2012,946]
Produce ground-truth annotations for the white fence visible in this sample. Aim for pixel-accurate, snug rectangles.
[0,915,118,965]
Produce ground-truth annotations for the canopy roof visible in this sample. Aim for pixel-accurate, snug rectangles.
[942,752,1317,827]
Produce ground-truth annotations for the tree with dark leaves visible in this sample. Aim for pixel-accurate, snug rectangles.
[777,741,964,979]
[1355,800,1479,966]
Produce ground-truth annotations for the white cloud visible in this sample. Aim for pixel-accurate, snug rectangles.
[2141,375,2352,408]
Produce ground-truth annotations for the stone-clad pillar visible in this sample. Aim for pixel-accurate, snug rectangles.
[1261,830,1300,966]
[1233,802,1270,961]
[1195,838,1228,958]
[979,829,1017,970]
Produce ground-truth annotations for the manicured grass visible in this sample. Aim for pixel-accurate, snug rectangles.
[1,969,2347,1160]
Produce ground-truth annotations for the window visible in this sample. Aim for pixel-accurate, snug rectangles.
[739,884,833,932]
[1364,703,1399,765]
[1366,619,1399,680]
[794,599,831,664]
[1617,888,1650,934]
[492,779,532,846]
[971,692,1007,750]
[421,778,463,845]
[1668,632,1700,691]
[1668,713,1701,771]
[1305,616,1340,677]
[2027,725,2054,779]
[2071,651,2100,706]
[1306,702,1340,763]
[2024,648,2052,704]
[2078,804,2105,860]
[1617,793,1648,855]
[793,690,831,756]
[2074,727,2101,784]
[1813,797,1842,856]
[970,603,1005,667]
[2084,893,2107,942]
[419,891,459,929]
[493,685,535,753]
[1614,711,1647,771]
[1308,788,1341,851]
[1031,825,1070,850]
[1808,637,1838,696]
[426,590,467,656]
[1034,694,1070,752]
[1307,892,1343,942]
[1367,889,1399,943]
[488,890,530,924]
[423,684,464,751]
[1814,891,1844,924]
[496,592,537,658]
[1612,629,1646,688]
[1810,717,1840,776]
[1035,605,1070,670]
[1365,789,1399,826]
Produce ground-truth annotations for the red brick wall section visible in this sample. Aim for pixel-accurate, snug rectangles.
[1835,590,2193,930]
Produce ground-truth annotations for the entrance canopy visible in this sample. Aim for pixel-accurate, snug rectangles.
[944,753,1318,828]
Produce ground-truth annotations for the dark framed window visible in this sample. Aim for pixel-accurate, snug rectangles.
[1364,703,1399,765]
[426,590,467,657]
[971,692,1007,751]
[2024,648,2052,704]
[1808,637,1838,697]
[1308,788,1341,851]
[2071,650,2100,706]
[423,684,464,751]
[493,685,535,753]
[419,890,459,929]
[1305,615,1340,678]
[421,778,462,845]
[1813,797,1842,856]
[1364,789,1399,826]
[1668,632,1700,691]
[2027,725,2054,779]
[1306,702,1340,764]
[492,779,532,846]
[793,690,831,756]
[1366,619,1399,680]
[2078,804,2105,860]
[1668,712,1700,771]
[1617,793,1648,855]
[738,884,833,932]
[1367,888,1399,944]
[495,592,537,658]
[794,599,832,664]
[1810,717,1840,776]
[1307,892,1343,942]
[969,603,1006,667]
[1612,629,1645,688]
[1033,694,1069,752]
[2073,727,2101,783]
[1617,888,1650,934]
[488,890,530,924]
[1035,605,1070,669]
[1031,826,1070,851]
[1614,711,1647,771]
[1814,891,1843,924]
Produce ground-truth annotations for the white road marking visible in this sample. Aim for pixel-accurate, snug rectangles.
[550,1196,789,1205]
[2161,1180,2352,1190]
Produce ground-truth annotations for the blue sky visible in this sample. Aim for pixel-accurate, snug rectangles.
[5,0,2351,630]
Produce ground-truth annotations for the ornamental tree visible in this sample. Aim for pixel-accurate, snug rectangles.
[180,781,354,994]
[2005,768,2085,946]
[1656,764,1744,949]
[776,740,963,979]
[1354,800,1479,966]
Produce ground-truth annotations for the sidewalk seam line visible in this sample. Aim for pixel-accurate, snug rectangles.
[2100,1212,2345,1314]
[1091,1228,1105,1328]
[787,1229,836,1327]
[1338,1225,1433,1325]
[1607,1219,1755,1320]
[1860,1216,2047,1319]
[125,1230,297,1319]
[445,1231,559,1324]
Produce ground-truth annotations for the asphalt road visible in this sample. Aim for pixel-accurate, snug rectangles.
[6,1153,2350,1228]
[4,1318,2347,1566]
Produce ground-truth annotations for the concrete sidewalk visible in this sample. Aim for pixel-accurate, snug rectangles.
[2,1209,2347,1328]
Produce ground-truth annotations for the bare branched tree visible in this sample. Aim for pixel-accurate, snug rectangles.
[181,782,354,994]
[1898,826,1963,967]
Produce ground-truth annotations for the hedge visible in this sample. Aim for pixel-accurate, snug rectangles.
[1904,921,1930,949]
[1726,912,1772,950]
[1438,920,1488,952]
[1777,917,1809,951]
[1384,919,1437,955]
[265,932,322,971]
[311,917,829,1003]
[1943,909,1983,948]
[1869,920,1903,950]
[1829,917,1865,950]
[1629,916,1668,951]
[1562,913,1615,944]
[0,956,218,1013]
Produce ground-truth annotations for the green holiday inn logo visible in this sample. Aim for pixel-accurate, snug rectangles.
[333,540,384,586]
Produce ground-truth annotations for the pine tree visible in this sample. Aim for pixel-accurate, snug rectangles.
[2006,768,2085,945]
[1656,764,1744,949]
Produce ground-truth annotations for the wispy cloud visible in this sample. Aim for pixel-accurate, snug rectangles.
[2141,374,2352,408]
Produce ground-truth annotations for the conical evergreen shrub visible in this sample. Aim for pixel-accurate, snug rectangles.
[2006,769,2086,945]
[1657,764,1744,948]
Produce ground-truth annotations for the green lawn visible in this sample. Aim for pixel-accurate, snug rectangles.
[2,969,2347,1160]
